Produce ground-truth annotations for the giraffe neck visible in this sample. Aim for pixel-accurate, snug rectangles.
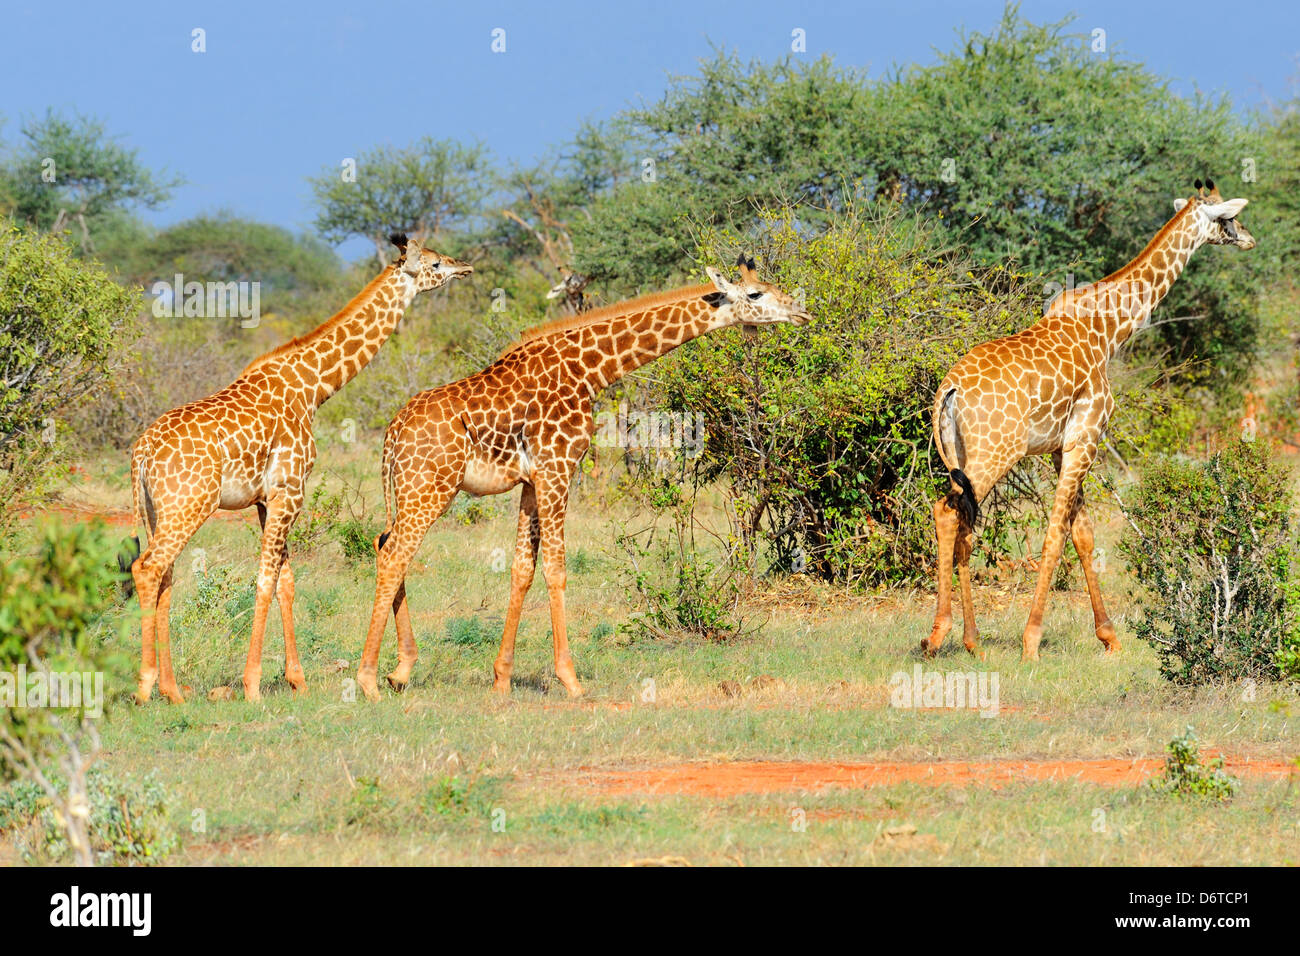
[243,265,416,409]
[569,290,726,392]
[1047,202,1203,356]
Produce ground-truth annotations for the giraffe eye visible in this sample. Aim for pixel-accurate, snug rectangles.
[747,291,763,300]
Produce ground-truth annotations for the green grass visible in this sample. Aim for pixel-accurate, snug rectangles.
[4,440,1297,866]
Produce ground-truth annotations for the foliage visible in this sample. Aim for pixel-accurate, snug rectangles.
[573,8,1261,381]
[653,204,1034,585]
[344,775,394,828]
[489,120,631,280]
[0,110,179,253]
[616,475,748,640]
[336,518,381,565]
[0,520,134,865]
[308,137,492,258]
[1118,439,1298,684]
[0,767,177,865]
[288,482,346,555]
[571,53,871,289]
[1149,727,1238,801]
[113,212,340,292]
[444,616,500,648]
[0,223,141,527]
[1247,91,1300,286]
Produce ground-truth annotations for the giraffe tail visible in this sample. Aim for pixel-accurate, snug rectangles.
[947,469,979,529]
[118,444,148,597]
[375,429,395,555]
[934,386,979,528]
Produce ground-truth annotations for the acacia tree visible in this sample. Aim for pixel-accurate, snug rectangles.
[1,110,179,254]
[308,137,492,260]
[493,121,631,311]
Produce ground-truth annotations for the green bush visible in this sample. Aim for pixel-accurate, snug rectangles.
[616,477,748,640]
[333,518,380,564]
[0,223,141,529]
[1119,440,1298,684]
[652,204,1034,585]
[1,767,178,865]
[0,520,131,762]
[288,483,346,555]
[1149,727,1238,801]
[0,521,136,864]
[444,616,500,647]
[572,10,1264,386]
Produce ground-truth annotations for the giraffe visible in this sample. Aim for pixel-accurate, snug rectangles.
[355,257,811,701]
[126,235,472,704]
[924,179,1256,661]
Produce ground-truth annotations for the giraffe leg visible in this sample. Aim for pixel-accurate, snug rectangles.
[536,471,583,698]
[243,492,299,702]
[358,482,456,702]
[132,561,161,705]
[493,483,540,694]
[955,524,982,656]
[1022,444,1097,660]
[384,580,417,691]
[132,510,210,705]
[1069,502,1120,653]
[923,497,959,657]
[154,565,185,703]
[276,559,307,692]
[259,504,305,693]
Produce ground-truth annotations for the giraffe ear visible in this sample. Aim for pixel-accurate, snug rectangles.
[1173,198,1189,212]
[400,239,425,274]
[1202,198,1247,219]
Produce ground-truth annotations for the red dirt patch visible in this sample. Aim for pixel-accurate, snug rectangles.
[578,757,1296,797]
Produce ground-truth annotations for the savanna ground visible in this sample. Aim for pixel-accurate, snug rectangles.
[7,405,1299,866]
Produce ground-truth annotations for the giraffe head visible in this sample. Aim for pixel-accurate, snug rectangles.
[1173,179,1256,250]
[703,255,812,331]
[390,233,474,291]
[545,271,590,301]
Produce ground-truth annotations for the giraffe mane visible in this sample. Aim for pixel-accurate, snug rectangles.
[239,265,399,377]
[1094,195,1197,285]
[498,282,715,358]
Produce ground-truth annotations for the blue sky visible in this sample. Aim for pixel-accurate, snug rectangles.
[2,0,1296,260]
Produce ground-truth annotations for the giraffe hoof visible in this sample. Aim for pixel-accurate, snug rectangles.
[243,686,262,702]
[562,681,585,699]
[289,680,309,696]
[1097,624,1120,654]
[161,688,186,705]
[384,673,408,693]
[492,680,512,695]
[133,691,152,706]
[358,680,381,703]
[919,640,939,660]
